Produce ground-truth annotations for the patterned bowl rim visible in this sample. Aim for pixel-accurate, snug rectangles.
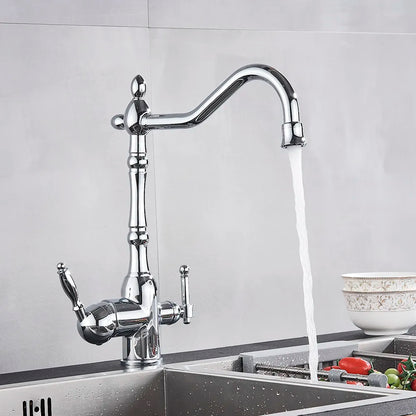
[342,272,416,280]
[342,289,416,295]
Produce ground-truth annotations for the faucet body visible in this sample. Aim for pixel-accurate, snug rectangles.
[58,64,305,367]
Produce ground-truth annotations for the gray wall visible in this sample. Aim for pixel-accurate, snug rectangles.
[1,1,416,373]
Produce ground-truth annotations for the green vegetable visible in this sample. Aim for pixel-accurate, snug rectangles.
[387,373,400,387]
[385,368,400,377]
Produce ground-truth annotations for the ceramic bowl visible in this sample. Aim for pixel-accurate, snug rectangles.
[342,272,416,292]
[343,289,416,335]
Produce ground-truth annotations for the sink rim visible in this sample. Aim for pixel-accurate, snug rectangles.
[1,357,415,416]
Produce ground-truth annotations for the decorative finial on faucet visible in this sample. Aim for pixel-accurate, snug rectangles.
[111,74,149,135]
[179,265,189,275]
[56,262,66,271]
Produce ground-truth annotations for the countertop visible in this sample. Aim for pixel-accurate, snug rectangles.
[0,330,369,386]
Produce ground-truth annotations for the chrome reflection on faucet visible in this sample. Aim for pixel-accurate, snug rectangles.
[57,64,305,367]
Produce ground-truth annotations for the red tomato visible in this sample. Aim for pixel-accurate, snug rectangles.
[398,360,407,374]
[332,365,341,369]
[346,381,364,386]
[323,366,332,371]
[338,357,371,375]
[411,379,416,391]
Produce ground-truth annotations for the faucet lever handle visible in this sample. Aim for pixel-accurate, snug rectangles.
[57,262,87,322]
[179,265,193,324]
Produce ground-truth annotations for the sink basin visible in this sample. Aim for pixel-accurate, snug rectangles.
[1,360,415,416]
[165,368,393,416]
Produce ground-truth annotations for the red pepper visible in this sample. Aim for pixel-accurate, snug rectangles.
[338,357,371,375]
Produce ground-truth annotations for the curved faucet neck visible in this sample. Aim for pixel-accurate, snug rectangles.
[137,64,305,147]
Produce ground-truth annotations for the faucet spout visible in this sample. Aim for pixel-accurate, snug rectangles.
[139,64,305,147]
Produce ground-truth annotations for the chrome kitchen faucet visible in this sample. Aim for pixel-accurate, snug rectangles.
[57,64,306,367]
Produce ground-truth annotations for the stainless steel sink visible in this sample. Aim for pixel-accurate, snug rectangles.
[2,360,416,416]
[164,367,394,416]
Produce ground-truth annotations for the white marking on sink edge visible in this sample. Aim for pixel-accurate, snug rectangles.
[287,146,319,382]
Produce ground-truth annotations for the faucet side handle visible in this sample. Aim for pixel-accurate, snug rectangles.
[180,265,193,324]
[57,263,87,322]
[159,265,193,325]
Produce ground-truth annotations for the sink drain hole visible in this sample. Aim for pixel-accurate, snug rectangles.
[22,398,52,416]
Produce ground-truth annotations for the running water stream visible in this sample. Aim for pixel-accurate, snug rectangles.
[287,146,319,382]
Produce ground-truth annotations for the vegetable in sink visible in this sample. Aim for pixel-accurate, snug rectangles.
[332,354,416,390]
[338,357,371,375]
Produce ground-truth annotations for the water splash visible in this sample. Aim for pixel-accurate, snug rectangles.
[287,146,318,382]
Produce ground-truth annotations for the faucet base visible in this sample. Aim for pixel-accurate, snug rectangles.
[120,358,162,368]
[122,325,161,367]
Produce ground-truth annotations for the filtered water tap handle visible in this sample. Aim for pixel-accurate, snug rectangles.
[180,265,193,324]
[57,263,87,322]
